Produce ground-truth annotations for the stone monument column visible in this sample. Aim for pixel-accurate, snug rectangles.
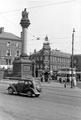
[22,28,27,55]
[20,8,30,56]
[13,8,32,78]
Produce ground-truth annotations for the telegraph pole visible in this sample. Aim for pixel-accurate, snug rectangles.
[71,28,75,88]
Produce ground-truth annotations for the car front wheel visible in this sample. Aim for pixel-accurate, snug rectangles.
[8,88,14,95]
[27,90,33,97]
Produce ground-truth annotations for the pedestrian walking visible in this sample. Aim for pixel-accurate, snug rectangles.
[73,76,77,87]
[64,78,67,88]
[42,74,44,82]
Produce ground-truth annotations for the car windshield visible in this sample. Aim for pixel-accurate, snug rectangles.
[18,80,24,84]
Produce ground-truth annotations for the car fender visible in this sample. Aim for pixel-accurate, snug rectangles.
[26,88,35,93]
[8,84,17,92]
[27,87,40,95]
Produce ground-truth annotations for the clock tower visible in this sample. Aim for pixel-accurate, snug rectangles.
[43,35,51,71]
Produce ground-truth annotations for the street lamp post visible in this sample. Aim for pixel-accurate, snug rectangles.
[71,28,75,88]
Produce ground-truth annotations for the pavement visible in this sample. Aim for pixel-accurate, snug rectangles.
[41,81,81,90]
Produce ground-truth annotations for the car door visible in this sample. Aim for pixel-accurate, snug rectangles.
[17,80,25,93]
[24,80,29,93]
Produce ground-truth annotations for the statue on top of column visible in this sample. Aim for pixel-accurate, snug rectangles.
[20,8,30,28]
[22,8,29,20]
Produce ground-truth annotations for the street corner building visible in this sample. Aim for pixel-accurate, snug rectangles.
[0,27,21,69]
[29,35,71,78]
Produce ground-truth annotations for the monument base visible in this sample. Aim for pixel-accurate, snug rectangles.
[13,54,32,78]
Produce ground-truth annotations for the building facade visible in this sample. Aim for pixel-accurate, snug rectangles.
[30,36,71,75]
[73,55,81,71]
[0,27,21,69]
[50,49,71,71]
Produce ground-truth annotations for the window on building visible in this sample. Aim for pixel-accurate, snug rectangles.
[40,57,42,61]
[60,58,61,62]
[57,57,58,62]
[6,59,11,65]
[62,58,64,62]
[54,57,57,62]
[50,65,52,70]
[37,57,39,61]
[6,50,11,56]
[16,43,19,47]
[6,59,8,65]
[45,56,48,61]
[53,65,55,70]
[50,56,52,61]
[39,57,40,61]
[7,42,10,46]
[55,65,57,70]
[17,50,19,56]
[41,65,43,69]
[9,59,11,65]
[52,57,55,62]
[37,65,39,69]
[74,59,77,64]
[68,59,70,63]
[65,58,67,62]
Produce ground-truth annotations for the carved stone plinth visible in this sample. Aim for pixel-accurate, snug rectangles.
[13,55,32,78]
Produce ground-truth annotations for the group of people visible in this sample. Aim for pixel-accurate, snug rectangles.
[41,71,50,82]
[64,76,77,88]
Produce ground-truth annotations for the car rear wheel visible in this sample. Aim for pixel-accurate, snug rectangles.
[8,88,14,95]
[27,90,33,97]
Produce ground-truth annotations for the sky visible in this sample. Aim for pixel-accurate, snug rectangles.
[0,0,81,55]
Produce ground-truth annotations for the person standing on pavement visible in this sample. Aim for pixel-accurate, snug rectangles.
[35,68,38,77]
[64,76,67,88]
[73,76,77,87]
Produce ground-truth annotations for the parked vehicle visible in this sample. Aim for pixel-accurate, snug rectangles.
[7,76,42,97]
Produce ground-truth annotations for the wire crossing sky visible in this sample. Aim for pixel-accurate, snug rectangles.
[0,1,73,14]
[0,0,80,55]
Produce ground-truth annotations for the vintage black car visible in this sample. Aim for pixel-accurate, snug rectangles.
[7,77,42,97]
